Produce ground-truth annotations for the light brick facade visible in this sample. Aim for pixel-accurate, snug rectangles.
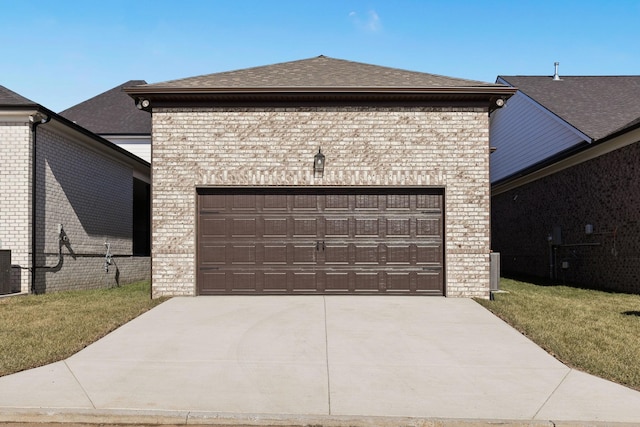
[0,122,32,293]
[151,106,491,298]
[0,114,150,294]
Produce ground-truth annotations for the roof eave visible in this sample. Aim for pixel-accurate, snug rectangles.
[125,86,516,110]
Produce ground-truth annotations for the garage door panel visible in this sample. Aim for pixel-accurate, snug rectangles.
[231,218,257,237]
[232,272,256,291]
[200,194,227,210]
[387,245,411,264]
[201,217,227,238]
[417,194,442,210]
[354,245,380,264]
[325,218,350,237]
[324,272,349,291]
[417,270,443,293]
[200,244,226,265]
[356,194,379,209]
[200,271,227,293]
[231,245,256,264]
[264,245,287,264]
[264,272,287,291]
[197,189,444,295]
[293,272,317,290]
[417,245,443,264]
[417,217,442,237]
[324,244,349,264]
[263,194,287,210]
[293,245,317,264]
[264,218,288,236]
[386,272,412,291]
[385,218,411,237]
[386,194,410,209]
[355,272,380,291]
[355,218,379,236]
[293,218,318,237]
[325,194,349,210]
[232,194,257,210]
[293,194,317,210]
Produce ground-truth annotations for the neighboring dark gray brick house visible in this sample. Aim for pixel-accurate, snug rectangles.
[0,85,151,294]
[490,73,640,293]
[126,56,515,298]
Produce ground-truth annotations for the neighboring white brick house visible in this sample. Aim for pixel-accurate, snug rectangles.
[127,56,515,298]
[0,85,151,294]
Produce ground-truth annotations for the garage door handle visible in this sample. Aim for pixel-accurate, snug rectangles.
[316,241,325,251]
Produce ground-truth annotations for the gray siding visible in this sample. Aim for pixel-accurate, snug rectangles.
[490,91,586,183]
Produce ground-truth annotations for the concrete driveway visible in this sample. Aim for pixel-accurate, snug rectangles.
[1,296,640,425]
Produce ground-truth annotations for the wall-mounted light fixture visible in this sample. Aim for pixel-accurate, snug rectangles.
[313,147,325,177]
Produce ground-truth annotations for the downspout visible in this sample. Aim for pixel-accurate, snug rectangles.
[30,113,51,294]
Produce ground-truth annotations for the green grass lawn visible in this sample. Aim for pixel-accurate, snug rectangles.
[0,281,167,377]
[476,277,640,391]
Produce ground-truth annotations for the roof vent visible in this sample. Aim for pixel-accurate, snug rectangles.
[553,62,561,81]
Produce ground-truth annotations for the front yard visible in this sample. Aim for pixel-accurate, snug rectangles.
[476,277,640,391]
[0,281,167,377]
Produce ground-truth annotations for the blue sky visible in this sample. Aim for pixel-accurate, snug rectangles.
[2,0,639,112]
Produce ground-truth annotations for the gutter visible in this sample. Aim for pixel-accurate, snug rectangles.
[125,85,517,95]
[30,112,51,294]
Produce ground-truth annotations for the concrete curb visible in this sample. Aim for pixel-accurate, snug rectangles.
[0,408,637,427]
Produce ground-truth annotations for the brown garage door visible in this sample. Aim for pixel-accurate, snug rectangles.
[197,188,444,295]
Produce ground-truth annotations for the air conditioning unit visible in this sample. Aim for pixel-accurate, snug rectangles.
[490,252,500,293]
[0,250,11,295]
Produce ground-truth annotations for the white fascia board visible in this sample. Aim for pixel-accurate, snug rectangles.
[45,118,150,173]
[101,134,151,140]
[496,77,592,143]
[0,109,39,122]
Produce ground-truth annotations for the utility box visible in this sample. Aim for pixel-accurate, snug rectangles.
[490,252,500,292]
[0,250,11,295]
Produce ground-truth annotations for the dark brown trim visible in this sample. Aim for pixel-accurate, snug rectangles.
[125,87,516,110]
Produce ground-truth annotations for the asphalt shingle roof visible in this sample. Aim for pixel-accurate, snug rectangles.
[141,55,501,90]
[0,85,38,107]
[59,80,151,135]
[499,75,640,141]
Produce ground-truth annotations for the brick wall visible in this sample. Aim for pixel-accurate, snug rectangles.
[0,118,150,294]
[492,140,640,293]
[152,106,491,298]
[0,122,31,293]
[32,126,148,292]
